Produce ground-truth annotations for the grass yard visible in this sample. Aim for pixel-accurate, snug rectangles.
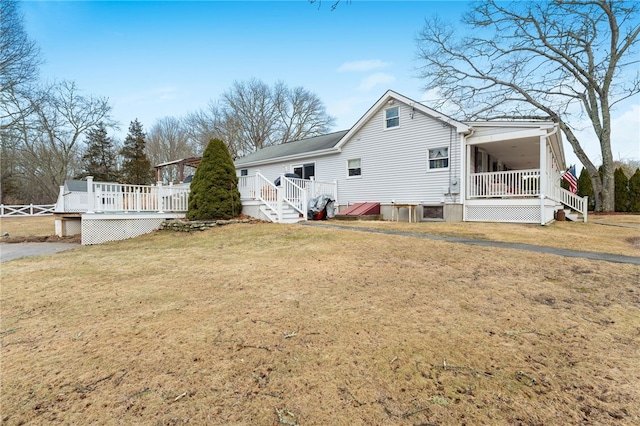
[1,218,639,425]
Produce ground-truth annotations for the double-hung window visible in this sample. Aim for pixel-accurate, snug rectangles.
[385,107,399,129]
[428,147,449,170]
[347,158,361,177]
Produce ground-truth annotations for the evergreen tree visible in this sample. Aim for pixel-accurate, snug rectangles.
[577,167,595,211]
[187,138,241,220]
[628,168,640,213]
[120,119,154,185]
[614,167,629,212]
[80,122,120,182]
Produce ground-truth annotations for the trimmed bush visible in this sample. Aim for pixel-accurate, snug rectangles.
[577,167,595,211]
[614,167,629,212]
[187,138,242,220]
[629,168,640,213]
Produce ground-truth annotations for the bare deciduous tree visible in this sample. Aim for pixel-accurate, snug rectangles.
[146,116,196,182]
[213,79,335,159]
[0,0,42,127]
[416,0,640,211]
[2,81,116,202]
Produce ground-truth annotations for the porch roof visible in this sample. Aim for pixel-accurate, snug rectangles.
[465,121,565,170]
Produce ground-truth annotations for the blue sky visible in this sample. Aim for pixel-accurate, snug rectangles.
[22,0,640,166]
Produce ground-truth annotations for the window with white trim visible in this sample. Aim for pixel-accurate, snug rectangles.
[428,147,449,170]
[347,158,361,177]
[240,169,248,176]
[385,106,399,129]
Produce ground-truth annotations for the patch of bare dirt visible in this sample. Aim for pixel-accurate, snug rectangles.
[626,237,640,248]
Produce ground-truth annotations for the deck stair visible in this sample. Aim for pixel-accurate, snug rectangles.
[259,203,303,224]
[562,207,584,222]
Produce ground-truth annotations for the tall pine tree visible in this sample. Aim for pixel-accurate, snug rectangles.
[120,119,154,185]
[80,122,120,182]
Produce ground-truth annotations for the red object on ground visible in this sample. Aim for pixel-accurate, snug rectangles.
[338,202,381,216]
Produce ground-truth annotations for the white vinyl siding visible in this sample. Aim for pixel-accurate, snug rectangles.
[236,102,463,206]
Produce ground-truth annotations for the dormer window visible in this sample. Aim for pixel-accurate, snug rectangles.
[385,106,399,129]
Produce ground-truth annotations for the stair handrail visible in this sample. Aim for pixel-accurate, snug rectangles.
[281,175,308,220]
[255,172,281,221]
[554,185,588,223]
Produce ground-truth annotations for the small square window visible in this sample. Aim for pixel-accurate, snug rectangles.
[385,107,399,129]
[347,159,361,177]
[240,169,248,176]
[428,147,449,170]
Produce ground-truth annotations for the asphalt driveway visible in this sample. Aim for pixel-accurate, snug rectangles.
[0,242,80,263]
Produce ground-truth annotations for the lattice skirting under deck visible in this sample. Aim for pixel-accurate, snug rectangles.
[465,205,540,224]
[81,217,167,245]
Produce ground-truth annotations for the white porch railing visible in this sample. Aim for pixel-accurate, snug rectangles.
[469,169,541,198]
[58,177,190,214]
[468,169,588,222]
[0,204,56,217]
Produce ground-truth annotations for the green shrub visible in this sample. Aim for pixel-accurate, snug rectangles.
[614,167,629,212]
[628,168,640,213]
[187,138,242,220]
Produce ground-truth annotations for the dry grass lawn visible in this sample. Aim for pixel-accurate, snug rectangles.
[1,217,639,425]
[1,216,56,239]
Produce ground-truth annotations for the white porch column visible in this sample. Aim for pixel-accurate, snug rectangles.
[463,143,471,221]
[539,135,547,225]
[86,176,95,213]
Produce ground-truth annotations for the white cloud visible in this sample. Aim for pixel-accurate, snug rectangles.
[357,72,396,92]
[337,60,391,73]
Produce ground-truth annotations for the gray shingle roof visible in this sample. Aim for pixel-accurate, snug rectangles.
[65,180,87,192]
[235,130,349,166]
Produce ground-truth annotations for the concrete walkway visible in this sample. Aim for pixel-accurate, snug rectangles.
[301,222,640,266]
[0,242,80,263]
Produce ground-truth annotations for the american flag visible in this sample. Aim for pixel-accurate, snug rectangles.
[562,165,577,194]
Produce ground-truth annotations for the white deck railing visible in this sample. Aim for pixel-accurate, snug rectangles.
[469,169,541,198]
[0,204,56,217]
[58,177,190,214]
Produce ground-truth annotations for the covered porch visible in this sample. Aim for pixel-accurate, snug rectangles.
[464,123,587,224]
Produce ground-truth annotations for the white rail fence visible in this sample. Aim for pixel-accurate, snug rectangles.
[0,204,56,217]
